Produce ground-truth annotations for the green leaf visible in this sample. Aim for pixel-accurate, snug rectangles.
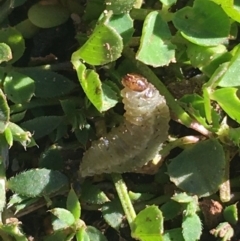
[167,139,226,197]
[171,193,194,203]
[107,13,134,45]
[72,17,123,65]
[136,11,175,67]
[179,94,215,130]
[105,0,135,14]
[0,89,10,133]
[182,214,202,241]
[211,88,240,124]
[28,2,70,28]
[212,0,240,23]
[4,70,35,104]
[202,52,232,77]
[217,45,240,87]
[51,208,75,227]
[67,187,81,221]
[7,168,68,197]
[15,19,39,39]
[72,61,118,112]
[0,42,12,63]
[132,205,164,241]
[0,27,25,63]
[173,0,230,46]
[18,69,76,98]
[223,203,238,225]
[163,228,184,241]
[186,43,227,69]
[80,181,109,205]
[85,226,108,241]
[160,200,182,221]
[20,116,63,140]
[83,0,105,22]
[39,145,64,170]
[129,191,155,203]
[10,110,26,123]
[102,199,124,230]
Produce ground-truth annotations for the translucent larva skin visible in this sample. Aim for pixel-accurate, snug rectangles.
[80,74,170,177]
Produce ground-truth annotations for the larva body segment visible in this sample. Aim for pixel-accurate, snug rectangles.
[80,74,170,177]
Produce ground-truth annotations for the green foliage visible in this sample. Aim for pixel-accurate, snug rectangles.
[0,27,25,64]
[28,2,70,28]
[19,69,76,98]
[105,0,135,14]
[7,169,68,197]
[182,214,202,241]
[72,61,118,112]
[223,203,238,225]
[136,11,175,67]
[216,45,240,87]
[80,181,109,205]
[20,116,63,140]
[132,205,164,241]
[72,16,123,66]
[173,0,231,46]
[168,139,226,197]
[4,70,35,104]
[101,198,124,230]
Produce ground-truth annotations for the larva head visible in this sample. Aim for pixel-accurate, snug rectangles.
[122,73,148,92]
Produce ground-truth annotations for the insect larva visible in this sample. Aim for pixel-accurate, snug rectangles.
[80,73,170,177]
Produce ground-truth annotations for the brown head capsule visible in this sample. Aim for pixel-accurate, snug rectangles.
[122,73,148,92]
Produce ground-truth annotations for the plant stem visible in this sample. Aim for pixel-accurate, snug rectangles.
[219,149,231,202]
[123,47,193,128]
[0,151,7,222]
[111,173,136,227]
[161,135,201,157]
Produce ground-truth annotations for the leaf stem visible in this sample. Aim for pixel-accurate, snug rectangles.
[161,135,202,157]
[219,149,231,202]
[123,47,193,128]
[111,173,136,227]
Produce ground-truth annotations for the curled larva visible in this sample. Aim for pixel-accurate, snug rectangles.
[80,73,170,177]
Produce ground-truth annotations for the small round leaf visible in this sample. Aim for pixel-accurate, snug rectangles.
[28,3,70,28]
[4,70,35,104]
[173,1,230,46]
[168,139,226,197]
[0,27,25,63]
